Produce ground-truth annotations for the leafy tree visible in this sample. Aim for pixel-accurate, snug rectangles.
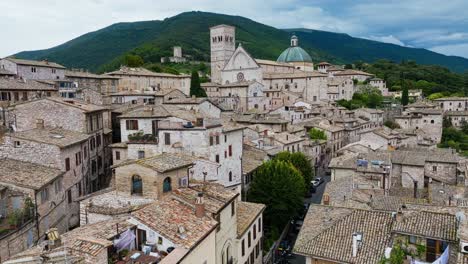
[190,71,207,97]
[384,120,401,129]
[443,116,453,128]
[401,86,409,106]
[345,64,353,69]
[427,92,445,100]
[275,152,313,190]
[309,128,327,140]
[461,120,468,134]
[124,54,144,67]
[248,160,305,229]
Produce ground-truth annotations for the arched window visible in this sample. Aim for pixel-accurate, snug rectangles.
[131,175,142,195]
[254,104,259,109]
[163,177,172,193]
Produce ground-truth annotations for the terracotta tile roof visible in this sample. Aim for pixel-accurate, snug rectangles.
[334,69,373,76]
[295,205,393,264]
[434,97,468,101]
[118,105,170,119]
[0,158,63,190]
[10,127,90,148]
[392,211,458,242]
[236,201,265,237]
[65,70,120,79]
[0,78,57,91]
[242,145,268,174]
[81,189,154,215]
[263,71,327,79]
[271,132,304,144]
[132,198,218,249]
[4,58,66,69]
[106,66,189,78]
[115,153,194,172]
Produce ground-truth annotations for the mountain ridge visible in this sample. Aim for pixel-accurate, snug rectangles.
[13,11,468,73]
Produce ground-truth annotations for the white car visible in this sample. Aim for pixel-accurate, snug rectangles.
[311,177,324,187]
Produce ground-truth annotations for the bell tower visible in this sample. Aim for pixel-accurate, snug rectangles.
[210,25,235,84]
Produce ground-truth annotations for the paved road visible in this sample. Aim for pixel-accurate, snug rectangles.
[283,175,331,264]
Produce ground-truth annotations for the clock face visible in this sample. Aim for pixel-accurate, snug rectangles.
[237,72,245,82]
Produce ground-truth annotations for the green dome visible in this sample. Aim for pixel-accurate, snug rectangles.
[276,35,312,63]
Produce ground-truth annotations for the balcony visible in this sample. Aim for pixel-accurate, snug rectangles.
[128,131,159,144]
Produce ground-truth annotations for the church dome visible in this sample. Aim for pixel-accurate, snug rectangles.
[276,35,312,63]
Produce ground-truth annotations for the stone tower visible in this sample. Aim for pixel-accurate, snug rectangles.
[210,25,235,84]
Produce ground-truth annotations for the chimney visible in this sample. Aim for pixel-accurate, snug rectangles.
[352,232,362,257]
[195,192,205,218]
[36,119,44,129]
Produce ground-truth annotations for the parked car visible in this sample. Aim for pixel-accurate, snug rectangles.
[311,177,324,187]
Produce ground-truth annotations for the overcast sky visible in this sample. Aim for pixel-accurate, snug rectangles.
[1,0,468,58]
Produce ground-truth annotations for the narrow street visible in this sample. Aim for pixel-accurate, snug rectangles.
[280,174,330,264]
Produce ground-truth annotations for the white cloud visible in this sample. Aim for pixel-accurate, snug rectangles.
[366,35,406,46]
[430,43,468,58]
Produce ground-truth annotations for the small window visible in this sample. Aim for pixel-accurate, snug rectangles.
[14,141,20,147]
[248,231,251,247]
[231,201,235,216]
[241,239,245,256]
[131,175,143,195]
[216,135,220,145]
[116,151,121,160]
[138,151,145,159]
[163,177,172,193]
[164,133,171,145]
[229,145,232,156]
[126,120,139,130]
[216,154,220,163]
[40,187,49,203]
[229,171,232,182]
[67,189,72,204]
[433,166,437,172]
[158,237,163,245]
[431,120,434,124]
[54,178,62,194]
[409,236,417,244]
[65,158,70,171]
[253,224,257,239]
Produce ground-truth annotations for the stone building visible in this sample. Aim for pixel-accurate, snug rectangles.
[276,35,314,72]
[0,78,58,106]
[434,97,468,112]
[105,66,190,96]
[210,24,236,84]
[78,152,265,264]
[65,70,120,95]
[0,127,92,228]
[0,58,65,80]
[7,97,112,192]
[355,108,384,128]
[0,158,64,261]
[116,105,244,190]
[446,111,468,127]
[160,46,188,63]
[4,217,136,264]
[203,80,268,112]
[369,77,388,96]
[394,109,443,142]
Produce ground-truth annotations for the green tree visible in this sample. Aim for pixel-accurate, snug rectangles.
[124,54,144,67]
[461,120,468,134]
[248,160,305,229]
[190,71,207,97]
[384,120,401,129]
[443,116,453,128]
[401,86,409,106]
[275,152,313,190]
[309,128,327,140]
[345,64,353,69]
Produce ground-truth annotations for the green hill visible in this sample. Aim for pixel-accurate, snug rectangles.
[13,11,468,73]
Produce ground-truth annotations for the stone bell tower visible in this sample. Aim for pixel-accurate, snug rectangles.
[210,25,235,84]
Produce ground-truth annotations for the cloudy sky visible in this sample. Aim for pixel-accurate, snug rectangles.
[1,0,468,58]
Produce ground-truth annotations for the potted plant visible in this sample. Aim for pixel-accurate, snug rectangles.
[7,210,22,229]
